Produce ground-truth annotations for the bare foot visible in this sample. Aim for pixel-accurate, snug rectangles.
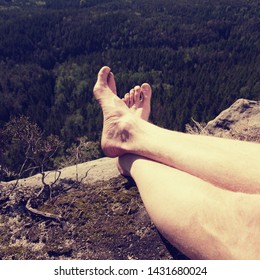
[93,66,138,158]
[123,84,152,121]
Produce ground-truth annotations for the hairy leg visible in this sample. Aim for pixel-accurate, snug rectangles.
[93,66,260,193]
[118,154,260,259]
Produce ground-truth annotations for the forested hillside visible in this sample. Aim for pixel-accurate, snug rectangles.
[0,0,259,179]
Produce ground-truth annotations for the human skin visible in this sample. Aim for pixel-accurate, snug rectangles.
[118,154,260,259]
[93,66,260,259]
[122,83,152,121]
[93,66,260,194]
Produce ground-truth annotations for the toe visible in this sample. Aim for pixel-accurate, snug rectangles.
[124,93,130,107]
[108,71,117,95]
[129,89,135,107]
[134,86,141,103]
[141,83,152,99]
[97,66,111,87]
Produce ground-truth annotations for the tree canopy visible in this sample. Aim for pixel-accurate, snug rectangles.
[0,0,259,145]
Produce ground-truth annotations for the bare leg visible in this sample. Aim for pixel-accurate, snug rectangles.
[93,66,260,193]
[118,154,260,259]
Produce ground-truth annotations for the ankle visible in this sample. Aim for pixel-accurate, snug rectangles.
[101,112,140,157]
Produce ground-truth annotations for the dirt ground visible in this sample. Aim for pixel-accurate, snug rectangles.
[0,164,187,260]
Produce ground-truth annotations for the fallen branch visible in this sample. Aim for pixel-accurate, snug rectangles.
[26,198,62,222]
[25,179,62,222]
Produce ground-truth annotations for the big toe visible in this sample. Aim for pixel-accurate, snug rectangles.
[108,71,117,94]
[94,66,111,91]
[141,83,152,100]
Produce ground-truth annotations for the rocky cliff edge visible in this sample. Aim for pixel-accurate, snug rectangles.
[0,99,259,260]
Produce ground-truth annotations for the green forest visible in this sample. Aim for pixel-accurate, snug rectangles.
[0,0,259,180]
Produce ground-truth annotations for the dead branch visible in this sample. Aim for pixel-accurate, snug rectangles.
[41,170,61,187]
[80,165,95,184]
[25,175,62,222]
[26,198,62,222]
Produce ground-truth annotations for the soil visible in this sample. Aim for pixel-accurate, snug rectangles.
[0,174,187,260]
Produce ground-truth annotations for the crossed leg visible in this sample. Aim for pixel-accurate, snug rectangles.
[93,66,260,259]
[94,66,260,194]
[118,154,260,259]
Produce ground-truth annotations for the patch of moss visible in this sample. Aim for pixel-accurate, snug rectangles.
[0,175,176,260]
[0,245,24,260]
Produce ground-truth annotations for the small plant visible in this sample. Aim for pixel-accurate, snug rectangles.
[185,118,210,135]
[54,136,101,181]
[0,116,63,184]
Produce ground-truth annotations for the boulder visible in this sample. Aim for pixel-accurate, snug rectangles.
[206,99,260,141]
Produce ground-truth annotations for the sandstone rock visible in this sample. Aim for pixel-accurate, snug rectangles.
[1,157,120,189]
[1,98,259,260]
[0,157,177,260]
[206,99,260,141]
